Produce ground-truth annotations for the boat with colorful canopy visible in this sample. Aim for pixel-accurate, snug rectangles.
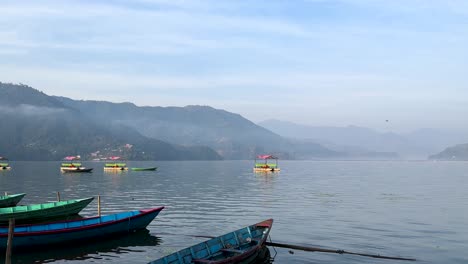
[0,156,11,170]
[253,155,280,172]
[61,156,93,173]
[104,156,128,171]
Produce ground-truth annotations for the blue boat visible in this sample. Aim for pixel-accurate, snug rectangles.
[149,219,273,264]
[0,206,164,250]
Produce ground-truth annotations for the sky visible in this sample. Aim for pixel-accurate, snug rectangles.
[1,0,468,132]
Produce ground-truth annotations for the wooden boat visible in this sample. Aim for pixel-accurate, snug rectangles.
[0,207,164,250]
[61,156,92,172]
[0,156,11,170]
[61,167,93,173]
[0,193,26,208]
[104,163,129,171]
[131,167,157,171]
[104,156,128,171]
[253,155,280,172]
[0,197,94,223]
[148,219,273,264]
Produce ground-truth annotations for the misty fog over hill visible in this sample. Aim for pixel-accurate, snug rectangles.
[258,119,468,160]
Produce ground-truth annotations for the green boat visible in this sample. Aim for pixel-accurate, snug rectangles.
[131,167,157,171]
[0,193,26,208]
[0,197,94,223]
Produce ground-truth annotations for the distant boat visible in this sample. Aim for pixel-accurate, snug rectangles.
[61,156,93,173]
[0,206,164,250]
[0,197,94,223]
[148,219,273,264]
[253,155,280,172]
[131,167,157,171]
[62,167,93,173]
[0,193,26,208]
[104,156,128,171]
[0,156,11,170]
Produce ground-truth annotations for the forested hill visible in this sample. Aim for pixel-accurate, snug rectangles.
[0,82,221,161]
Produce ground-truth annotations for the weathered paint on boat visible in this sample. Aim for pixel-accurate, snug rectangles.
[131,167,158,171]
[0,206,164,249]
[0,193,26,208]
[149,219,273,264]
[0,197,94,223]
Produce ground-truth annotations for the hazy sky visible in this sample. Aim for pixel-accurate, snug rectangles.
[1,0,467,132]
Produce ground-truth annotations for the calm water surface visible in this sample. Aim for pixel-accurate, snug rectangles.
[1,160,467,263]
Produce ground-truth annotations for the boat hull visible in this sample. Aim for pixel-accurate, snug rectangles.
[104,167,128,171]
[62,168,93,173]
[149,219,273,264]
[253,168,280,172]
[0,207,164,249]
[132,167,157,171]
[0,193,26,208]
[0,197,94,223]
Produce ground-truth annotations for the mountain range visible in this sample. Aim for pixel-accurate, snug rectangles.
[0,82,339,160]
[2,82,466,161]
[0,82,221,160]
[258,119,468,160]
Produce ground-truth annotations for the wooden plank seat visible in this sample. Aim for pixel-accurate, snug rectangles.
[193,259,212,263]
[220,248,244,254]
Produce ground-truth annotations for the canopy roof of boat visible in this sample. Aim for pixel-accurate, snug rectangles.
[63,155,80,161]
[256,155,278,160]
[108,156,123,160]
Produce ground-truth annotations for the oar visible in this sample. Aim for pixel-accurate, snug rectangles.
[266,241,416,261]
[190,235,416,261]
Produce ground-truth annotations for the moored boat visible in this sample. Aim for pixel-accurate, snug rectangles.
[61,155,93,172]
[0,197,94,223]
[253,155,280,172]
[148,219,273,264]
[131,167,157,171]
[0,206,164,250]
[62,167,93,173]
[104,156,128,171]
[0,193,26,208]
[0,156,11,170]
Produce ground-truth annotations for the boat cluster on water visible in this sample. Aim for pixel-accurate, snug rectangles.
[60,155,157,173]
[0,154,279,263]
[0,192,273,263]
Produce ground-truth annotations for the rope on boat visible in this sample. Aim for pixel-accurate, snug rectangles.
[268,235,277,261]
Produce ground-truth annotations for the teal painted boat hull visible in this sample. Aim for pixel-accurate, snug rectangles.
[0,197,94,223]
[0,193,26,208]
[149,219,273,264]
[132,167,157,171]
[0,207,164,250]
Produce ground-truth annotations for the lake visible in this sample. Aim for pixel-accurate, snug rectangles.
[1,160,467,263]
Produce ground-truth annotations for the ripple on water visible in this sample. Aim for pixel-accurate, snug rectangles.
[2,160,467,264]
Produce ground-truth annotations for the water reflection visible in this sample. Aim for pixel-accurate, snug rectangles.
[12,229,161,263]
